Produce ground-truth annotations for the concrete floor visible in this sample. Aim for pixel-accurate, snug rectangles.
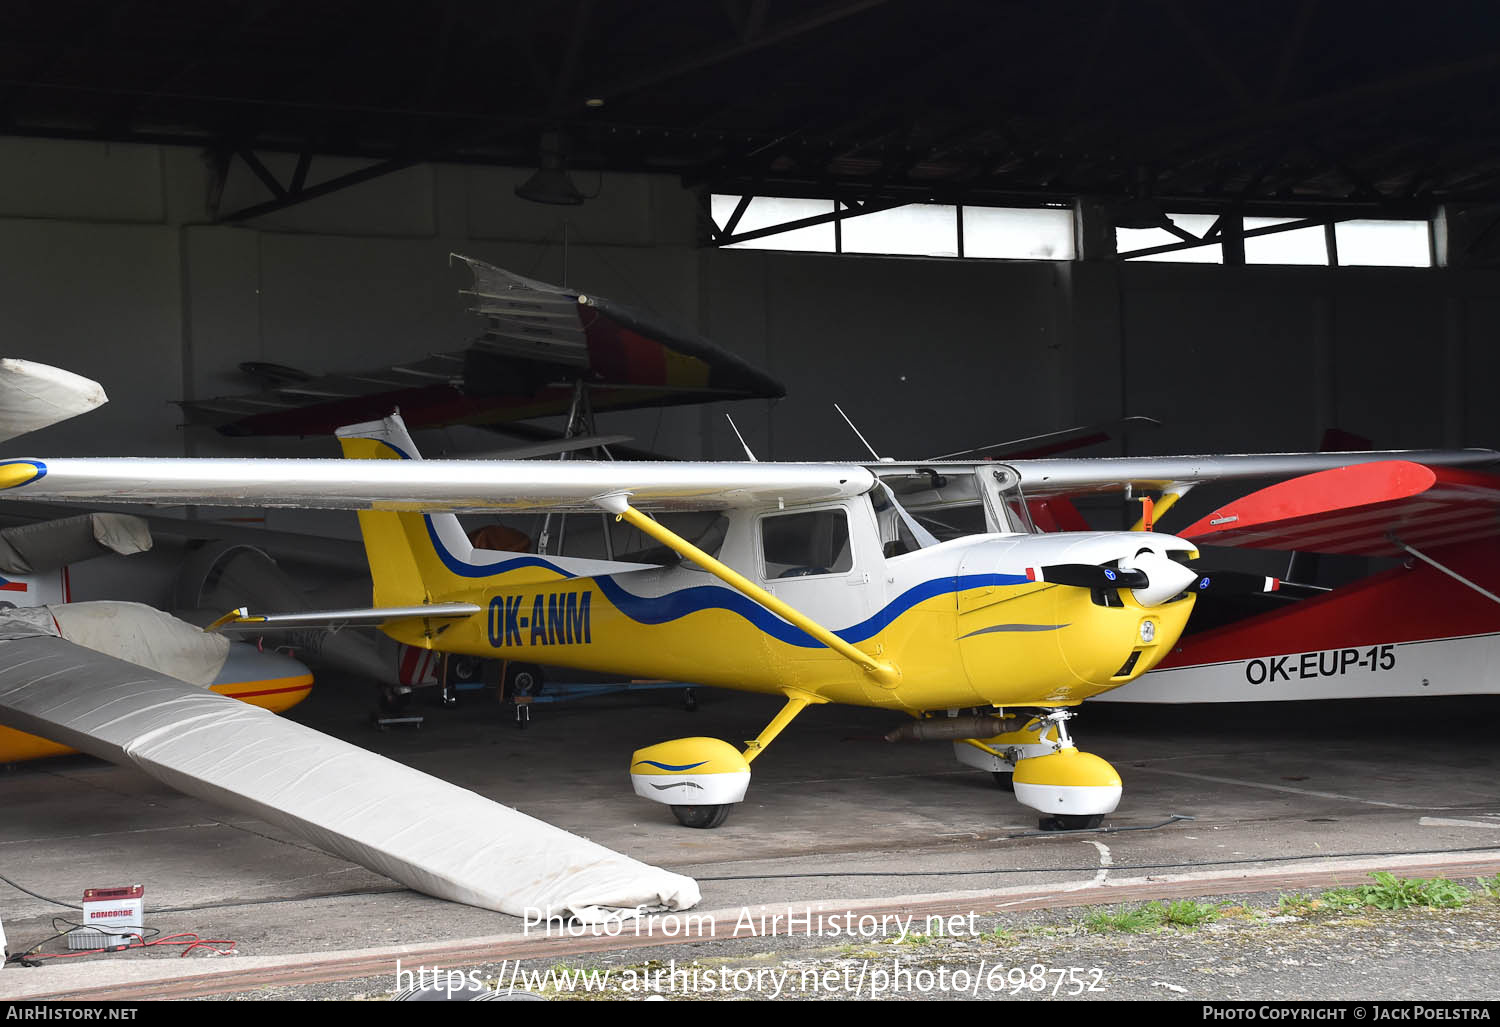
[2,680,1499,995]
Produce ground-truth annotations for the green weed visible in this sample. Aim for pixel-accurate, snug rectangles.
[1322,872,1471,911]
[1083,903,1165,933]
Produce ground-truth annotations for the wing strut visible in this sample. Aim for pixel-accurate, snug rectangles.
[593,493,901,687]
[1390,536,1500,607]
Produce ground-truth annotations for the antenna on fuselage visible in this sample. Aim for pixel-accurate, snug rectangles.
[834,403,891,462]
[725,414,758,462]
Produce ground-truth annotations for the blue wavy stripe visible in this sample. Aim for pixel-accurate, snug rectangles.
[596,572,1030,648]
[367,435,582,581]
[633,759,709,772]
[424,515,581,579]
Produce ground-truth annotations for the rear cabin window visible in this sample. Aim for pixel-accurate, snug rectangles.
[761,509,853,578]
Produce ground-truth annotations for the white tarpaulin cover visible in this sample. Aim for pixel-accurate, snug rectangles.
[49,601,229,686]
[0,359,106,444]
[0,623,699,922]
[0,513,152,575]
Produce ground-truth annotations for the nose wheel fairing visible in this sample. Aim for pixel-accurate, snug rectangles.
[1012,748,1122,819]
[954,710,1123,825]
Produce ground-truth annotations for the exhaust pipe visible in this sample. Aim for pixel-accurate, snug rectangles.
[884,714,1027,743]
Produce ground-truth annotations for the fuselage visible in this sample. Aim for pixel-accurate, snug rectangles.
[381,504,1199,714]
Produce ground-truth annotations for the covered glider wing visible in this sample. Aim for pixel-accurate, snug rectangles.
[0,358,106,444]
[177,254,786,437]
[1178,460,1500,556]
[0,457,875,514]
[0,621,698,922]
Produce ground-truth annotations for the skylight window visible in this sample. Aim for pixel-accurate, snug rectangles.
[964,206,1075,260]
[1333,219,1431,267]
[1244,217,1329,265]
[1117,214,1222,263]
[840,203,958,257]
[711,195,835,252]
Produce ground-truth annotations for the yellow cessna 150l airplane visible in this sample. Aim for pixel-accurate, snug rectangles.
[4,412,1493,832]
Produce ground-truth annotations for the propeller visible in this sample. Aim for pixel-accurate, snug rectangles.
[1028,564,1148,590]
[1186,569,1281,596]
[1029,557,1279,606]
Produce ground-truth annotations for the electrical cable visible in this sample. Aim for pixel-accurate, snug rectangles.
[0,865,402,915]
[0,871,80,910]
[9,916,233,966]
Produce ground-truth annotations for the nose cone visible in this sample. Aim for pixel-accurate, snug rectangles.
[1120,550,1198,606]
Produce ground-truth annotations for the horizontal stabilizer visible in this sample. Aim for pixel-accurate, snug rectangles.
[210,602,481,631]
[0,627,699,921]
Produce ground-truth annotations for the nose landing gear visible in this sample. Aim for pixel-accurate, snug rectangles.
[954,710,1121,830]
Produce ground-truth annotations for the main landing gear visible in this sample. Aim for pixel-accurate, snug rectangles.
[953,710,1121,830]
[628,689,825,829]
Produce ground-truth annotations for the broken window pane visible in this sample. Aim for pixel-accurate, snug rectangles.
[1117,214,1222,263]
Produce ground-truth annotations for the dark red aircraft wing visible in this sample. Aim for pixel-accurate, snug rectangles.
[179,256,783,437]
[1179,460,1500,556]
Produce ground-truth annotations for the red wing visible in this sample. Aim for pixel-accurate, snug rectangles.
[1179,460,1500,556]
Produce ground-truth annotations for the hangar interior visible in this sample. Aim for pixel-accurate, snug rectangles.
[6,138,1500,467]
[3,2,1500,993]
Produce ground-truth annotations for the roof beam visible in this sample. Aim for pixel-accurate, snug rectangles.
[217,154,418,223]
[574,0,891,107]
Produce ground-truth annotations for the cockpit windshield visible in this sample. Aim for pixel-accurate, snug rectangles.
[989,464,1036,534]
[873,465,1034,542]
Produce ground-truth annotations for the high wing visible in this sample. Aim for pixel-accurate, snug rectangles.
[0,619,698,921]
[995,448,1500,498]
[0,457,875,513]
[2,449,1495,517]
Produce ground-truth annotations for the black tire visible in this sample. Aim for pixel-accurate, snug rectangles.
[991,771,1014,791]
[671,804,732,829]
[1038,813,1105,831]
[504,663,545,700]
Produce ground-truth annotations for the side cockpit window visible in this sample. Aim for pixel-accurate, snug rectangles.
[761,509,853,579]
